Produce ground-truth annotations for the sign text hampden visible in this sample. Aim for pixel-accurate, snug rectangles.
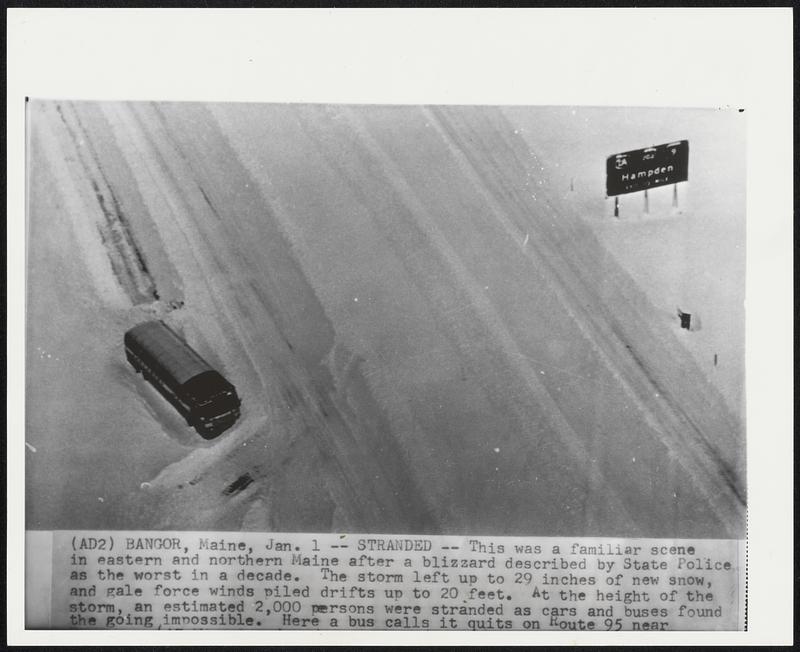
[606,140,689,197]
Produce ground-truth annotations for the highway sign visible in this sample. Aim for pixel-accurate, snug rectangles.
[606,140,689,197]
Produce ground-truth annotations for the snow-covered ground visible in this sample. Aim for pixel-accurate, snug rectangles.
[503,106,746,418]
[25,101,745,538]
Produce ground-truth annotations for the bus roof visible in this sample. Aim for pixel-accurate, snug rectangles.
[125,320,213,386]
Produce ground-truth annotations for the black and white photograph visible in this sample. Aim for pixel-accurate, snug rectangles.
[8,7,792,644]
[25,100,746,539]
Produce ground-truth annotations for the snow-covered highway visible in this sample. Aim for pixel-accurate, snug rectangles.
[26,101,745,539]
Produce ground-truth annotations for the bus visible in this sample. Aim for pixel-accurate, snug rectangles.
[124,320,241,439]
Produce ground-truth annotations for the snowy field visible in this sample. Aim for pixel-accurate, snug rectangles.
[25,101,745,538]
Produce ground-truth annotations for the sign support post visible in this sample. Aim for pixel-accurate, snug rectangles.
[614,196,619,218]
[672,183,678,209]
[644,189,649,214]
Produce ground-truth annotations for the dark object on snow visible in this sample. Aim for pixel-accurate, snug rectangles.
[124,320,241,439]
[606,140,689,197]
[677,309,692,330]
[223,473,254,496]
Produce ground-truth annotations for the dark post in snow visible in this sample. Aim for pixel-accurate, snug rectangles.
[606,140,689,217]
[677,308,692,330]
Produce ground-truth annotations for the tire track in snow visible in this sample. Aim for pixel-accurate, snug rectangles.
[427,106,744,534]
[29,105,129,308]
[53,102,159,305]
[339,105,640,536]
